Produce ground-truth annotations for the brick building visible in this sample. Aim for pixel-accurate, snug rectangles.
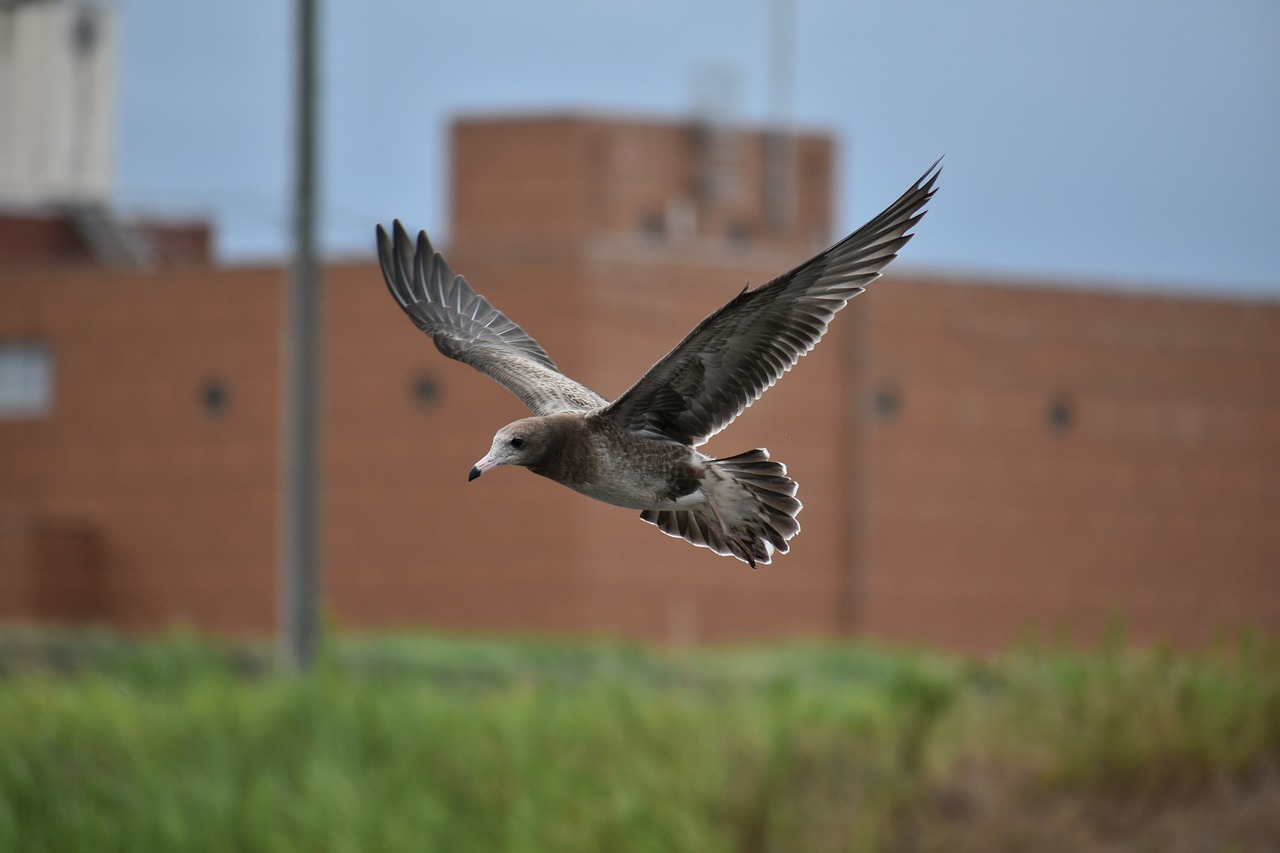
[2,114,1277,650]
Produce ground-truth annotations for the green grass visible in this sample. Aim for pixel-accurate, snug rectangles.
[0,628,1277,852]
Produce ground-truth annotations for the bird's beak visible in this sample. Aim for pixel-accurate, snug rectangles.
[468,452,497,482]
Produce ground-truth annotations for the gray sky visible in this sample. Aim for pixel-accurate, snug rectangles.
[115,1,1280,295]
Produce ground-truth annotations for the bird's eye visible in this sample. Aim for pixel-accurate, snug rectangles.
[509,437,525,449]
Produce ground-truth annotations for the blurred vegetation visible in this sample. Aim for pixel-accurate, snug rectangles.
[0,627,1277,852]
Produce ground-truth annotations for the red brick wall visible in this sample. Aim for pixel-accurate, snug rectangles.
[2,260,1277,649]
[0,265,282,632]
[0,213,94,266]
[325,257,1280,649]
[860,278,1280,650]
[451,115,832,250]
[0,211,211,268]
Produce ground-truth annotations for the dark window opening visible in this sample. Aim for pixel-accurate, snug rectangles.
[72,10,98,54]
[201,378,229,419]
[637,211,664,239]
[1046,395,1074,436]
[726,220,752,247]
[412,375,441,409]
[870,383,901,424]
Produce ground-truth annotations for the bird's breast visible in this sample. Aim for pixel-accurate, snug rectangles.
[556,437,706,512]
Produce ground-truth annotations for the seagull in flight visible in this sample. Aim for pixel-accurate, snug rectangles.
[376,161,939,566]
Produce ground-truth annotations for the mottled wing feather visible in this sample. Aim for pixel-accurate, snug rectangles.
[376,221,607,415]
[599,161,940,445]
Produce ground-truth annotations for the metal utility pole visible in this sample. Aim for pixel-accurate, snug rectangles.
[281,0,322,671]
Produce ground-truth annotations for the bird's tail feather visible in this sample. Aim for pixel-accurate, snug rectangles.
[639,449,801,567]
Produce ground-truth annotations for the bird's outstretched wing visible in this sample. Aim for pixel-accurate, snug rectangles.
[377,221,607,415]
[598,161,940,446]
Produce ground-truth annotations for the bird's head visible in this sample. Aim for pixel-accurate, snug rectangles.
[469,417,553,481]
